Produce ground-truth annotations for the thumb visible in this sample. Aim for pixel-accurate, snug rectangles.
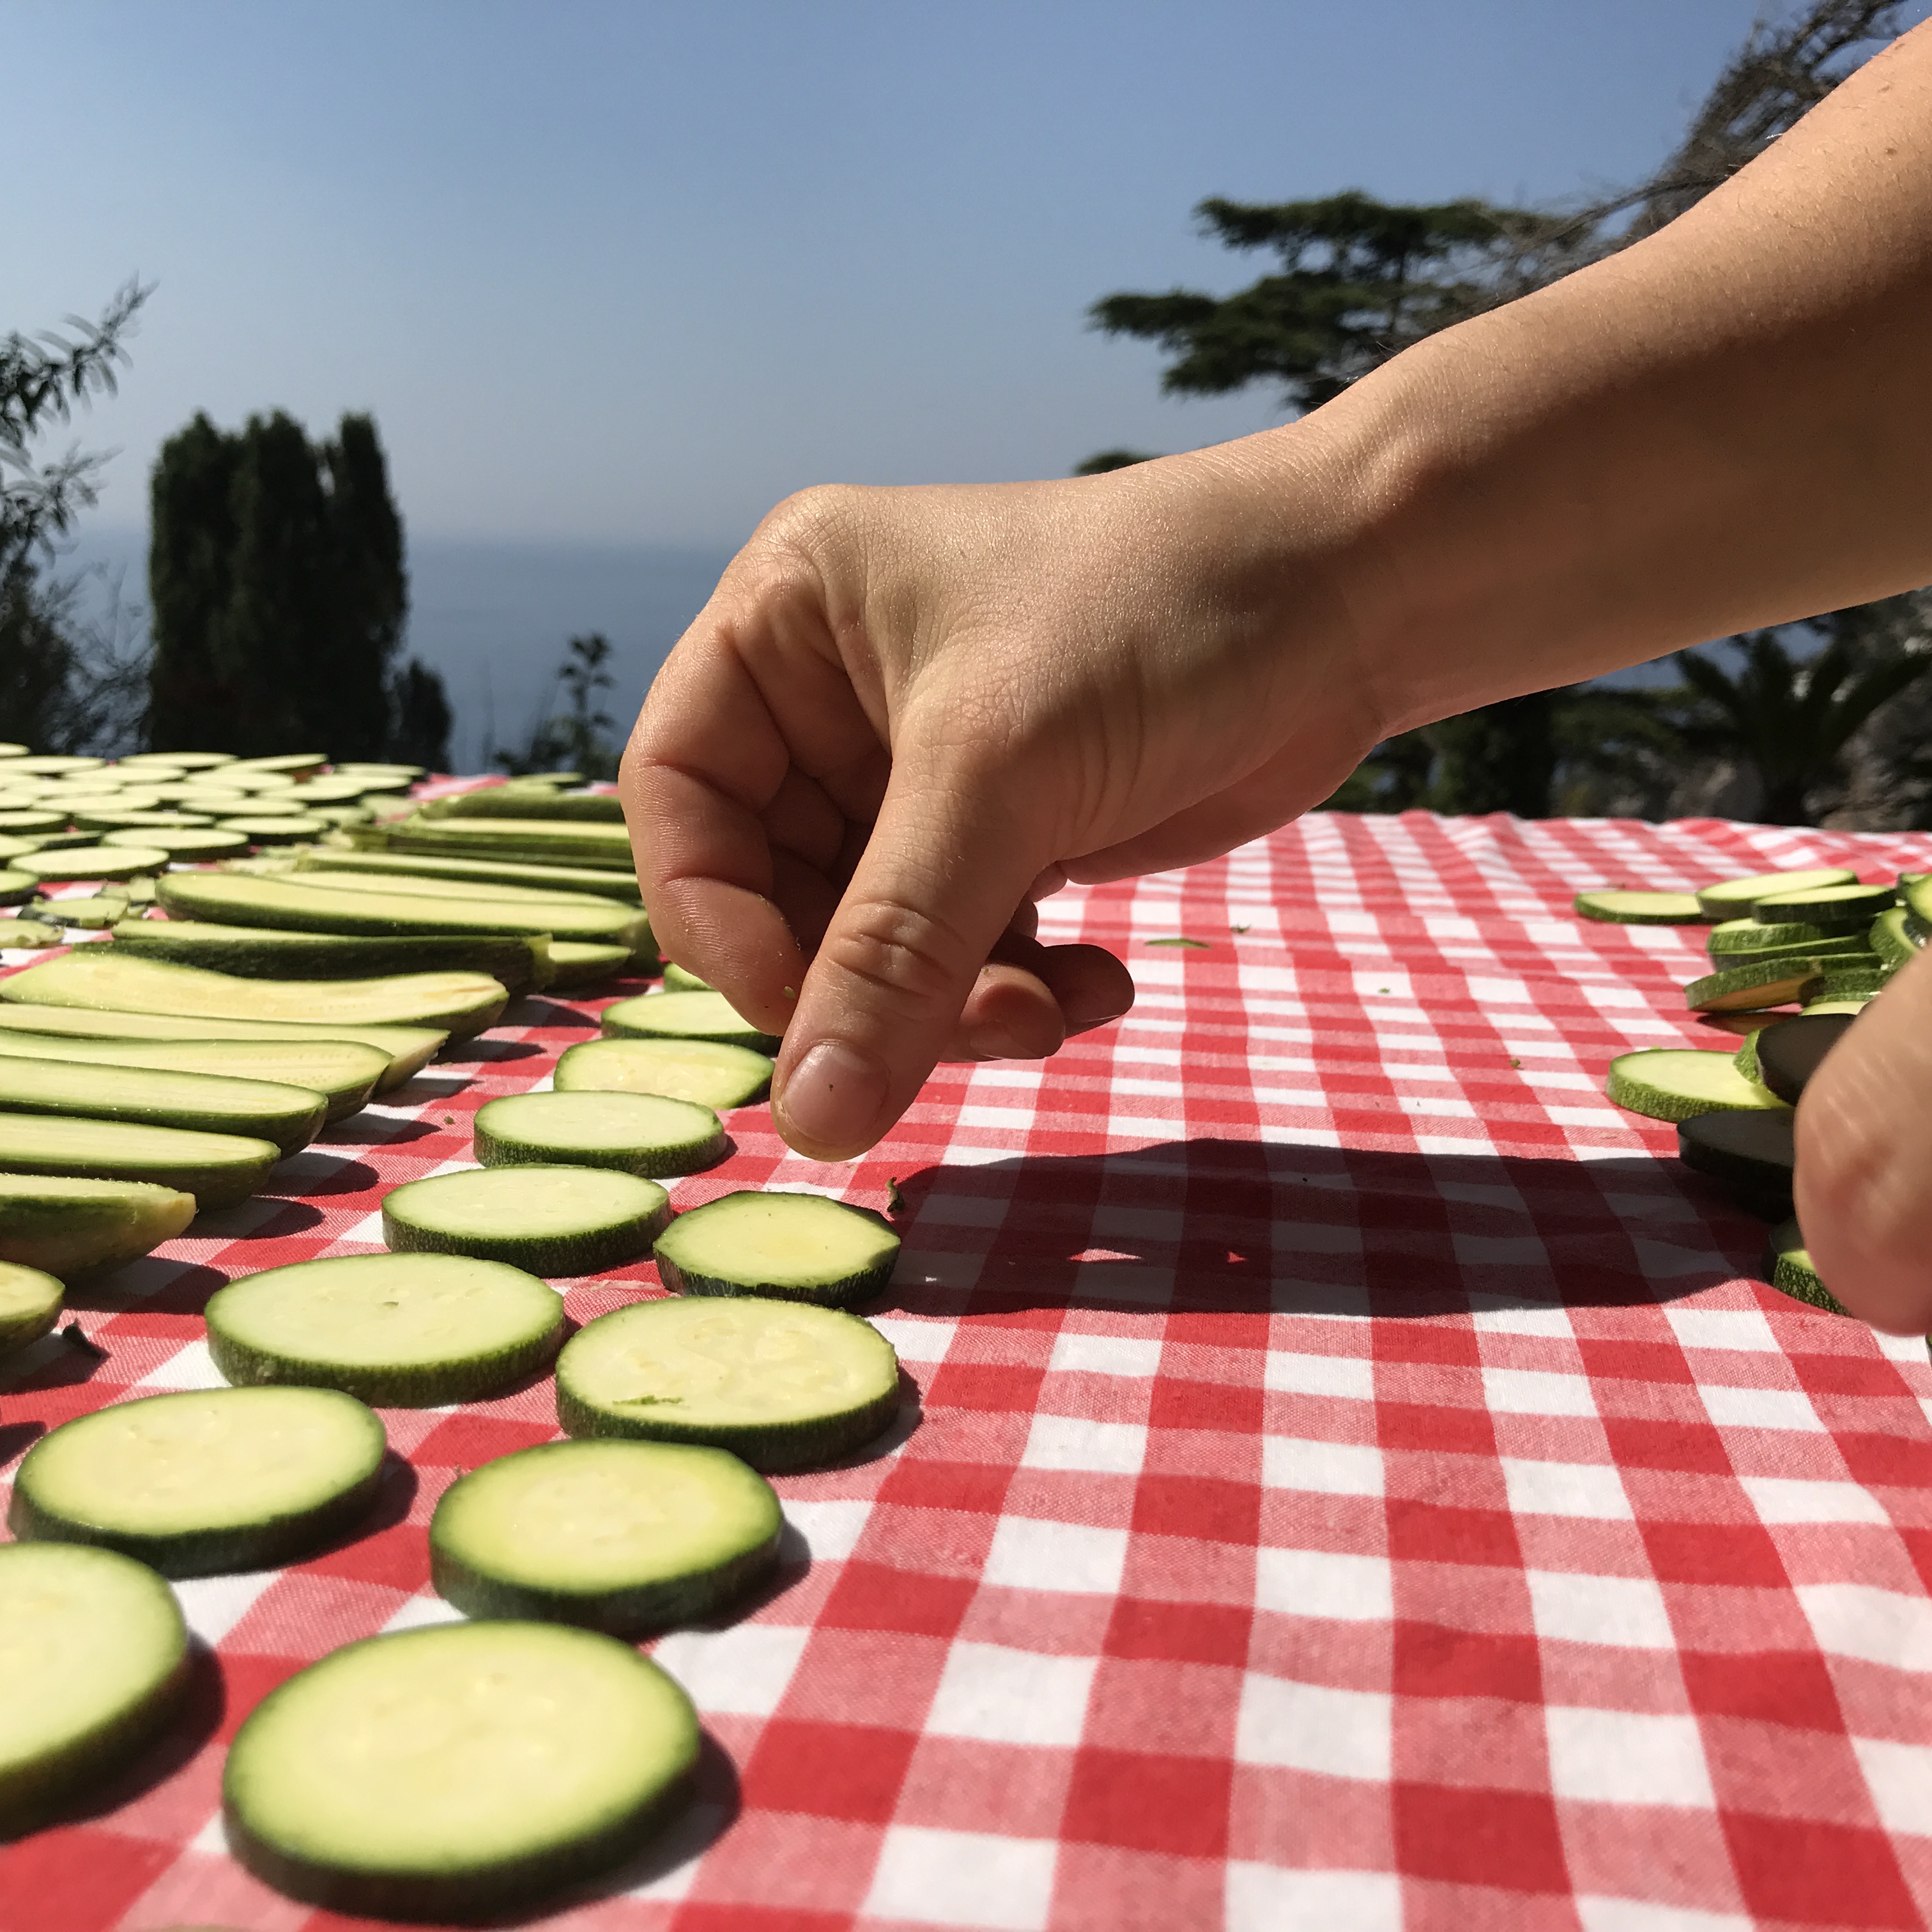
[772,744,1048,1160]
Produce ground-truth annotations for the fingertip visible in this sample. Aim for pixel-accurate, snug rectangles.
[773,1038,892,1161]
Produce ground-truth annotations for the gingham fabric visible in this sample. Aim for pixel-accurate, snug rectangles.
[6,809,1932,1932]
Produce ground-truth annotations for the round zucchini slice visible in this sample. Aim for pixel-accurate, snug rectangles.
[222,1621,698,1920]
[9,1386,387,1577]
[206,1252,564,1406]
[0,1541,189,1837]
[1678,1108,1795,1206]
[102,827,249,860]
[15,843,171,883]
[1707,916,1841,954]
[0,1261,63,1353]
[0,870,34,907]
[474,1091,725,1179]
[1605,1048,1787,1123]
[1695,867,1855,918]
[1571,890,1705,924]
[660,962,714,990]
[1753,1012,1854,1103]
[1764,1218,1844,1315]
[29,895,129,928]
[383,1166,670,1276]
[1,919,62,948]
[430,1438,781,1633]
[556,1292,902,1471]
[1752,880,1893,924]
[600,991,778,1052]
[654,1190,899,1307]
[555,1036,772,1111]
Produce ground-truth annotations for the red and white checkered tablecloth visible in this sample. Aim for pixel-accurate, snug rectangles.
[7,809,1932,1932]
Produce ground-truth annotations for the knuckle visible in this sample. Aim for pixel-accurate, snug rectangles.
[823,896,972,1012]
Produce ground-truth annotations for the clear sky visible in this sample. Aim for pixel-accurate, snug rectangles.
[12,0,1871,559]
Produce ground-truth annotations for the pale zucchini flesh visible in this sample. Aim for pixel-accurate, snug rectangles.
[102,826,250,859]
[601,990,779,1052]
[222,1622,698,1920]
[429,1439,781,1634]
[1572,890,1705,924]
[556,1292,902,1471]
[0,1542,189,1837]
[545,940,633,989]
[0,999,442,1092]
[474,1091,726,1178]
[0,1173,198,1275]
[15,843,171,883]
[206,1252,565,1407]
[28,894,128,928]
[0,1261,63,1351]
[428,788,625,823]
[9,1386,387,1577]
[383,1166,670,1277]
[555,1036,772,1111]
[1694,868,1856,917]
[1,949,507,1036]
[653,1190,900,1307]
[1751,881,1893,923]
[298,847,644,905]
[1605,1048,1788,1123]
[660,962,714,990]
[0,1110,280,1209]
[0,1053,325,1154]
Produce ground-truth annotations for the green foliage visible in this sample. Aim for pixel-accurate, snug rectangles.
[147,410,448,762]
[496,634,621,781]
[1073,449,1159,476]
[390,658,454,772]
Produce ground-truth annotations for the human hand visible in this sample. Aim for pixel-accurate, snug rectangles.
[622,449,1386,1160]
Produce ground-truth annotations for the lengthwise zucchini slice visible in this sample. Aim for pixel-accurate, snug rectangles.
[1572,890,1705,924]
[206,1252,564,1406]
[0,1054,325,1154]
[1,949,507,1036]
[1764,1218,1844,1314]
[1605,1048,1788,1123]
[158,869,647,949]
[0,1000,441,1092]
[0,1262,63,1352]
[9,1387,387,1577]
[111,917,549,993]
[601,991,779,1052]
[0,1174,197,1275]
[0,1113,280,1210]
[475,1091,725,1179]
[427,787,626,823]
[0,1542,189,1839]
[371,815,634,868]
[0,1034,387,1126]
[1678,1108,1795,1207]
[555,1036,772,1111]
[223,1621,698,1921]
[1696,867,1855,918]
[654,1190,900,1307]
[299,847,643,903]
[430,1439,781,1634]
[556,1292,901,1471]
[1753,1012,1854,1103]
[383,1167,670,1277]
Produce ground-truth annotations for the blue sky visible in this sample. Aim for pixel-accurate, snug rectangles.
[12,0,1846,554]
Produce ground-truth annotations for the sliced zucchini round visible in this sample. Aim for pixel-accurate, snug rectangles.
[0,1172,197,1276]
[1678,1108,1795,1206]
[653,1190,899,1307]
[1765,1218,1844,1314]
[431,1438,781,1634]
[546,940,632,990]
[1605,1048,1787,1123]
[1800,994,1876,1018]
[555,1036,772,1111]
[217,815,330,844]
[383,1167,670,1277]
[0,1261,63,1352]
[1695,867,1855,918]
[1707,916,1839,954]
[1752,880,1893,924]
[601,991,778,1052]
[0,1541,189,1837]
[1704,934,1873,972]
[29,895,128,928]
[206,1252,564,1407]
[0,870,34,907]
[1685,958,1823,1013]
[1,919,62,948]
[1871,905,1923,972]
[9,1386,387,1577]
[556,1292,901,1471]
[1753,1012,1853,1103]
[1804,962,1890,1004]
[15,843,171,883]
[660,962,716,990]
[102,827,249,859]
[475,1091,725,1179]
[0,810,68,834]
[223,1621,698,1919]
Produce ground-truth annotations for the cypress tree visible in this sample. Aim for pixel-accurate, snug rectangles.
[148,413,241,746]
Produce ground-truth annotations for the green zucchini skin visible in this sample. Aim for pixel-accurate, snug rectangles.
[600,992,781,1053]
[0,1053,326,1154]
[8,1388,388,1578]
[0,1175,198,1275]
[222,1623,698,1921]
[428,1440,782,1635]
[0,1261,63,1351]
[473,1092,726,1179]
[381,1168,670,1278]
[652,1192,900,1308]
[299,847,644,906]
[426,788,627,824]
[111,919,548,993]
[0,1543,190,1839]
[0,1112,280,1210]
[364,815,634,868]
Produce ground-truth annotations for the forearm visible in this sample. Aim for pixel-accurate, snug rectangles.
[1241,21,1932,736]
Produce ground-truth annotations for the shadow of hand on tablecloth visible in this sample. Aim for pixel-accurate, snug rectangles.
[875,1135,1768,1319]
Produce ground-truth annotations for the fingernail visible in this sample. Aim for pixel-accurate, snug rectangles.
[966,1018,1031,1059]
[1064,999,1132,1038]
[776,1040,889,1156]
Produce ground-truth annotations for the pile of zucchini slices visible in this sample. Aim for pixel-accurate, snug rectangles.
[1583,864,1928,1315]
[0,748,907,1917]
